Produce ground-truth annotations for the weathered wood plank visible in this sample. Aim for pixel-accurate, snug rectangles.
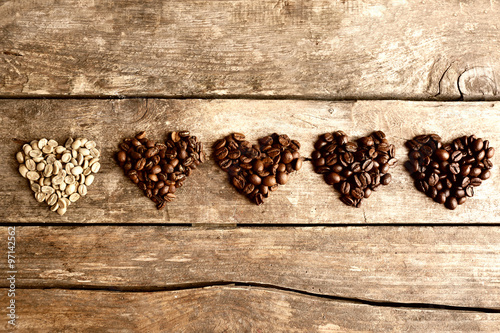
[1,286,499,332]
[1,0,500,99]
[4,226,500,308]
[1,99,499,224]
[0,286,500,333]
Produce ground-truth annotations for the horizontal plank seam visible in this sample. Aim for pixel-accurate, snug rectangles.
[1,95,492,102]
[3,223,500,227]
[9,282,500,313]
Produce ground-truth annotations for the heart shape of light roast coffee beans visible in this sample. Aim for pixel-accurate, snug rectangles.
[405,134,494,210]
[213,133,302,205]
[312,131,397,207]
[16,137,101,215]
[116,131,206,210]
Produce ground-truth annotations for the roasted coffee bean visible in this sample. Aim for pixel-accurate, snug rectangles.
[325,172,341,185]
[135,158,146,171]
[381,173,392,185]
[445,196,458,210]
[249,174,262,186]
[117,131,204,209]
[262,175,277,187]
[215,147,229,161]
[340,196,355,206]
[233,133,246,141]
[232,175,246,190]
[276,171,288,185]
[470,177,482,186]
[340,181,350,195]
[254,193,264,205]
[480,170,491,180]
[351,187,364,200]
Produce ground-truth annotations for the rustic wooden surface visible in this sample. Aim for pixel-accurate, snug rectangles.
[2,286,500,332]
[3,226,500,309]
[1,0,500,99]
[1,99,499,224]
[2,0,500,331]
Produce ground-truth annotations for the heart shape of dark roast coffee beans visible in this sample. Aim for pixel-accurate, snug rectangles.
[213,133,302,205]
[116,131,206,210]
[312,131,397,207]
[405,134,494,210]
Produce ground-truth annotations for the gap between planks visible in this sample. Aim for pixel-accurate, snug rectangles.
[12,282,500,313]
[1,95,498,102]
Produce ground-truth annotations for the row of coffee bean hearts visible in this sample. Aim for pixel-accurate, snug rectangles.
[18,131,494,215]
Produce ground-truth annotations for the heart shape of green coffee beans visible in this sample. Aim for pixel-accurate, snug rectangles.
[312,131,397,207]
[16,137,101,215]
[405,134,494,210]
[213,133,302,205]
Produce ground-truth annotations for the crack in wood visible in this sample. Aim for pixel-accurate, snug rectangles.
[11,282,500,313]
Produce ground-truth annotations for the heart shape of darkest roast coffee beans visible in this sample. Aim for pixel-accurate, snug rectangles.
[312,131,397,207]
[405,134,494,210]
[213,133,302,205]
[116,131,206,210]
[16,137,101,215]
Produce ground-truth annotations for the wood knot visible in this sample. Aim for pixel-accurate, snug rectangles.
[458,67,498,100]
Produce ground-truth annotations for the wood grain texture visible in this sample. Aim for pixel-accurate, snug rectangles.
[2,286,499,332]
[1,0,500,99]
[1,99,499,224]
[4,226,500,308]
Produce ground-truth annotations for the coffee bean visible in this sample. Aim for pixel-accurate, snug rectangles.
[254,193,264,205]
[135,158,146,171]
[215,147,228,160]
[117,151,127,163]
[470,177,482,186]
[381,173,392,185]
[434,191,446,204]
[445,196,458,210]
[262,175,276,187]
[362,160,374,172]
[449,163,460,175]
[472,138,484,151]
[233,133,246,141]
[480,170,491,180]
[483,159,493,169]
[325,172,341,185]
[340,196,355,206]
[249,174,262,186]
[434,149,449,161]
[276,172,288,185]
[340,181,350,195]
[451,151,463,162]
[232,175,246,190]
[428,173,439,187]
[351,187,364,199]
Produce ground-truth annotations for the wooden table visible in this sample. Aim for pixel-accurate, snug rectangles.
[1,1,500,331]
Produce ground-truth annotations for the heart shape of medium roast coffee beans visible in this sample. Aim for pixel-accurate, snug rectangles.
[16,137,101,215]
[213,133,302,205]
[405,134,494,210]
[312,131,397,207]
[116,131,206,210]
